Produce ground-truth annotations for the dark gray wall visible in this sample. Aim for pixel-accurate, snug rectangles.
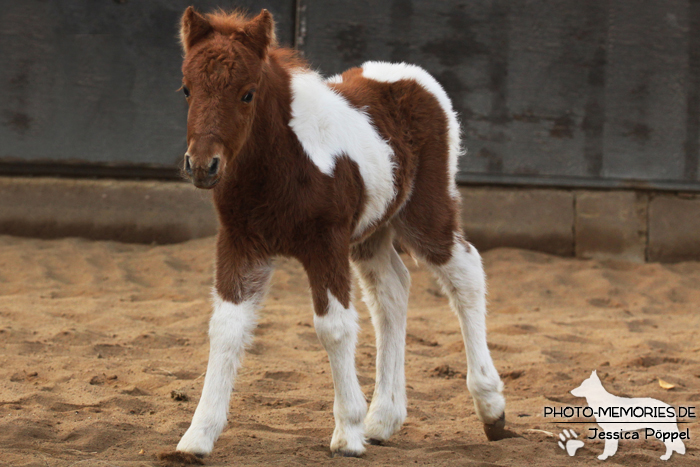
[300,0,700,190]
[2,0,699,191]
[0,0,293,171]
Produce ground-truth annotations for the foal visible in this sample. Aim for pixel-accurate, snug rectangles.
[174,7,506,458]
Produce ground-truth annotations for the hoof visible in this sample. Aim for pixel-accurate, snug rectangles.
[332,450,363,458]
[157,451,205,465]
[483,413,519,441]
[368,438,383,446]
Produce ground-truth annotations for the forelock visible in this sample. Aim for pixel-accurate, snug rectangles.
[186,41,241,91]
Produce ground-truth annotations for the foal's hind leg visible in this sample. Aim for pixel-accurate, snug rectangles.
[351,227,409,443]
[397,223,506,438]
[427,237,506,436]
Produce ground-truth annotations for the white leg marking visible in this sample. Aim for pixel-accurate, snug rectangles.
[354,240,409,442]
[176,291,262,456]
[428,240,505,424]
[314,292,367,456]
[288,70,396,238]
[361,61,464,200]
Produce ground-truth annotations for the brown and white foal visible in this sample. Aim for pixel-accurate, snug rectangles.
[174,7,506,458]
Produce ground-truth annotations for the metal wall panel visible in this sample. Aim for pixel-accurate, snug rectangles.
[602,0,688,180]
[2,0,699,190]
[300,0,700,190]
[0,0,294,172]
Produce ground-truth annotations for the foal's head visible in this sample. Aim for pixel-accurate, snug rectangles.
[179,7,275,188]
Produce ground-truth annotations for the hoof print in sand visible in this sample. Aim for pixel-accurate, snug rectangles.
[157,451,204,466]
[332,450,363,458]
[170,389,189,401]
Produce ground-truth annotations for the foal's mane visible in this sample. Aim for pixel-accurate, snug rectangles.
[206,9,278,48]
[200,9,307,71]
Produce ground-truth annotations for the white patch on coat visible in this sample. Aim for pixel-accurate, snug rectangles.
[352,232,410,441]
[427,239,505,424]
[326,73,343,84]
[314,291,367,455]
[289,70,396,238]
[176,291,262,456]
[361,61,463,199]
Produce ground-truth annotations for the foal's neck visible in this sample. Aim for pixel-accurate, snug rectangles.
[251,48,300,139]
[243,48,303,161]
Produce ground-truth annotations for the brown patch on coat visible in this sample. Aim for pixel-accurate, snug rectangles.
[334,69,460,265]
[332,71,421,240]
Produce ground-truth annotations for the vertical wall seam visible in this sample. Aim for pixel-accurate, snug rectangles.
[582,0,609,177]
[293,0,307,53]
[572,190,578,258]
[685,0,700,181]
[644,191,651,262]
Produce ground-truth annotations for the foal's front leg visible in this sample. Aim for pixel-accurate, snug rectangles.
[306,255,367,457]
[176,256,272,457]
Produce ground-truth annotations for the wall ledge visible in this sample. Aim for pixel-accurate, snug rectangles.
[0,177,698,262]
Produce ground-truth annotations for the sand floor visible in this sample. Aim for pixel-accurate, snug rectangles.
[0,235,699,466]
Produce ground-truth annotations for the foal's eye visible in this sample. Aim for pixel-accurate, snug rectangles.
[241,91,254,103]
[182,86,190,98]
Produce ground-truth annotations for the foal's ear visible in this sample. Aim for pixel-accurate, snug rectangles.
[242,9,276,58]
[180,6,212,53]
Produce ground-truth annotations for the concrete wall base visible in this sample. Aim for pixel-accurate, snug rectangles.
[1,177,698,262]
[460,186,699,262]
[0,177,218,244]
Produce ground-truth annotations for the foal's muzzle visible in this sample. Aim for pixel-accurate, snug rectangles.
[184,154,222,189]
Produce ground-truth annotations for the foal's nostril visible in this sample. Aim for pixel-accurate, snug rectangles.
[208,157,220,176]
[184,155,193,175]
